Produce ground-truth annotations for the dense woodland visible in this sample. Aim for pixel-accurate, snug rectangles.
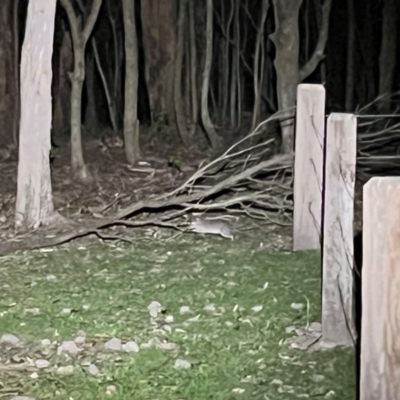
[0,0,398,240]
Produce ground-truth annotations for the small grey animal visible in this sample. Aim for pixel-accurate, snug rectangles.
[189,219,234,240]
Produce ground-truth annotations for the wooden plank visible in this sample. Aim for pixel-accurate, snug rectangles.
[321,113,357,346]
[360,177,400,400]
[293,84,326,251]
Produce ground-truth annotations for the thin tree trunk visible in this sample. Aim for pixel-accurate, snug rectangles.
[16,0,60,228]
[13,0,20,145]
[174,0,191,146]
[271,0,332,154]
[188,0,198,126]
[201,0,220,148]
[141,0,177,122]
[92,38,118,132]
[84,53,98,131]
[229,0,238,128]
[60,0,102,182]
[122,0,140,164]
[221,0,234,126]
[53,25,73,135]
[378,0,398,112]
[0,0,17,148]
[251,0,269,130]
[345,0,355,111]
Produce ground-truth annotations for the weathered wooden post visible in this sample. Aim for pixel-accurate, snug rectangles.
[293,84,326,251]
[360,177,400,400]
[321,114,357,347]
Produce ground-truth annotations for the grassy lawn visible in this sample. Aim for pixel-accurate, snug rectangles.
[0,236,355,399]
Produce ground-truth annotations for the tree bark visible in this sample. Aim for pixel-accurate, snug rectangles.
[345,0,355,112]
[16,0,59,228]
[122,0,141,164]
[378,0,398,112]
[201,0,220,148]
[174,0,191,146]
[12,0,20,145]
[141,0,177,122]
[0,0,17,148]
[188,0,198,128]
[251,0,269,130]
[84,52,98,131]
[59,0,102,182]
[53,24,73,135]
[271,0,332,154]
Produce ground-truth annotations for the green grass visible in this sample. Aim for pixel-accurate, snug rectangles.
[0,237,356,399]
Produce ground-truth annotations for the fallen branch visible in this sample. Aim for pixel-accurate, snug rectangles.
[0,153,293,256]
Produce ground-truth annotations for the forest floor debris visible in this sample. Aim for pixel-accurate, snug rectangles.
[0,237,355,399]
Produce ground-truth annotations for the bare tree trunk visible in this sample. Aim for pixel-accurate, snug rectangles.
[188,0,198,127]
[271,0,332,154]
[0,0,17,148]
[92,38,119,132]
[59,0,102,182]
[12,0,20,145]
[201,0,220,148]
[221,1,234,126]
[84,53,98,131]
[16,0,60,228]
[122,0,140,164]
[229,0,239,128]
[141,0,177,123]
[345,0,355,112]
[251,0,269,130]
[378,0,398,112]
[53,24,73,135]
[174,0,191,146]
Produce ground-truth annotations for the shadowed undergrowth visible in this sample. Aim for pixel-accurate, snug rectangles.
[0,236,355,399]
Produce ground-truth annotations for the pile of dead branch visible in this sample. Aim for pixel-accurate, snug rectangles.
[357,92,400,178]
[0,114,293,256]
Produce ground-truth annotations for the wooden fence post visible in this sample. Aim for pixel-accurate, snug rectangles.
[360,177,400,400]
[321,113,357,346]
[293,84,326,251]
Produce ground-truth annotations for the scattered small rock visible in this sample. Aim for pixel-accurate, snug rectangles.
[174,358,191,369]
[29,372,39,379]
[87,363,100,376]
[105,385,117,396]
[204,304,217,312]
[311,374,325,382]
[148,301,162,318]
[291,303,305,310]
[122,341,139,353]
[41,339,51,347]
[271,379,283,385]
[165,315,174,323]
[232,388,245,394]
[251,305,263,313]
[56,365,74,375]
[57,341,80,356]
[35,359,50,369]
[157,342,177,351]
[46,275,57,281]
[285,326,296,334]
[0,333,20,346]
[74,335,85,345]
[60,308,72,317]
[105,337,122,351]
[24,308,40,316]
[179,306,191,314]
